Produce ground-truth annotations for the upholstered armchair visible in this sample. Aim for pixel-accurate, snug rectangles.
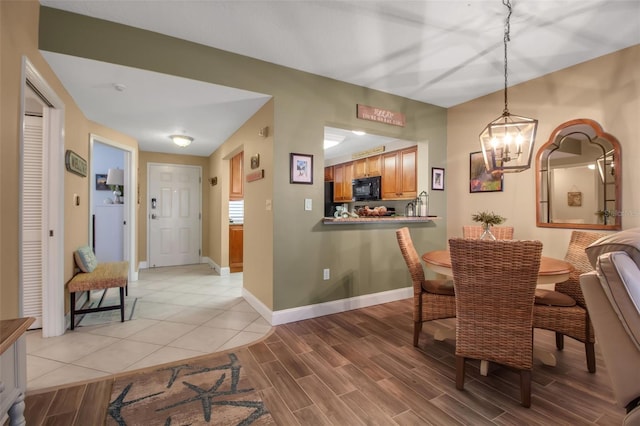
[581,228,640,425]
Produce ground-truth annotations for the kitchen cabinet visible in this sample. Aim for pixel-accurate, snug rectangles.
[333,161,354,202]
[229,224,243,273]
[94,204,124,262]
[353,155,381,178]
[230,151,243,201]
[381,146,417,200]
[324,166,334,182]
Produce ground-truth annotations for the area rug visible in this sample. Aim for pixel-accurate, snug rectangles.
[106,351,275,425]
[75,288,138,328]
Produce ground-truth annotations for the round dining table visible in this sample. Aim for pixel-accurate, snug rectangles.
[422,249,574,285]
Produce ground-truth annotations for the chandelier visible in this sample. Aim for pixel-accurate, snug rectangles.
[479,0,538,173]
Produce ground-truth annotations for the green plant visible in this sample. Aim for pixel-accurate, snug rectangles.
[471,211,506,226]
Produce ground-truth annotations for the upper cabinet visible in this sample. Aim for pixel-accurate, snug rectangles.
[381,146,417,200]
[353,155,381,178]
[324,166,334,182]
[333,161,354,202]
[230,151,243,200]
[536,119,621,230]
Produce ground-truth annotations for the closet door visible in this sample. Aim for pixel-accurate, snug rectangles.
[21,115,44,327]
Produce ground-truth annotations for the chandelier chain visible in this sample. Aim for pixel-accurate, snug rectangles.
[503,0,512,115]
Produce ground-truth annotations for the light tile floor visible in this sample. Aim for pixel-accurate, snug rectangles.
[26,264,272,391]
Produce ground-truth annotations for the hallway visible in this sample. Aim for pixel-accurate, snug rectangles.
[25,264,271,391]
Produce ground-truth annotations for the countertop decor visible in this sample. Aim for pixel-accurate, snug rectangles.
[323,216,439,225]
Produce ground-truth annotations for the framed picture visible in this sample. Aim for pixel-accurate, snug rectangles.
[290,153,313,184]
[431,167,445,190]
[95,174,109,190]
[469,151,503,193]
[567,191,582,206]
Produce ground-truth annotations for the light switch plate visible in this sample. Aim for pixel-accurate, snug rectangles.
[266,199,272,211]
[304,198,312,211]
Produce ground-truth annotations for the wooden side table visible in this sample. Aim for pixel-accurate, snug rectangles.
[1,317,35,426]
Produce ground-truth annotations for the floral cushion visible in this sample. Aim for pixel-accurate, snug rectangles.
[74,246,98,273]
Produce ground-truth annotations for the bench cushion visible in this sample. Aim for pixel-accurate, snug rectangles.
[68,261,129,292]
[74,246,98,273]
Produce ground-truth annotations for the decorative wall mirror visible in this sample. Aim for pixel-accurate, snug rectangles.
[536,119,621,230]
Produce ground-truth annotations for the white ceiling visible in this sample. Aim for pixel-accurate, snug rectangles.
[39,0,640,157]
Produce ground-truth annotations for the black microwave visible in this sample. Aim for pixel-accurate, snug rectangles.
[352,176,381,201]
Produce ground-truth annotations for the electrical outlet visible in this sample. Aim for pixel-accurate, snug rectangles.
[323,268,330,280]
[304,198,312,211]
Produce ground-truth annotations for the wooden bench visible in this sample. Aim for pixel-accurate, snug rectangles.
[68,261,129,330]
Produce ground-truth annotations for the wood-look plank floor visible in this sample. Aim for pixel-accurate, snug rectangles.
[24,298,624,425]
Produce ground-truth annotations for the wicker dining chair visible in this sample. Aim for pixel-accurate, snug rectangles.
[449,238,542,408]
[533,230,607,373]
[396,227,457,347]
[462,225,514,240]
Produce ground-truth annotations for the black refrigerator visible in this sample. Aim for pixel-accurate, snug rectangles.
[324,182,340,217]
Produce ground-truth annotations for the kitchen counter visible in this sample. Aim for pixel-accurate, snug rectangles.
[323,216,439,225]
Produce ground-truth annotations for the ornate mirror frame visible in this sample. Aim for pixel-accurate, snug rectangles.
[536,118,621,230]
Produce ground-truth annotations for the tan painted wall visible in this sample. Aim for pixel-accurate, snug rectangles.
[208,100,274,308]
[447,45,640,259]
[138,152,210,264]
[1,1,84,318]
[0,1,139,319]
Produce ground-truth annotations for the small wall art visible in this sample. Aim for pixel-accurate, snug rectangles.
[431,167,445,190]
[567,191,582,206]
[290,153,313,184]
[65,150,87,177]
[469,151,503,193]
[96,174,109,190]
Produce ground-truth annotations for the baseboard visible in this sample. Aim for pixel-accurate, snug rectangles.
[203,257,230,276]
[242,286,412,326]
[138,261,148,270]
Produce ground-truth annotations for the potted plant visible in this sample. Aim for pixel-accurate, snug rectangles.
[471,211,506,240]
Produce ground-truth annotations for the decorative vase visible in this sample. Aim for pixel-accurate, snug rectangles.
[480,223,496,240]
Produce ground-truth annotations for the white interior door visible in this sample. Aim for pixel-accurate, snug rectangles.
[21,114,45,328]
[148,164,201,267]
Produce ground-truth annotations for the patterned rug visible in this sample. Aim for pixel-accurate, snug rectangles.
[106,351,275,425]
[75,287,137,328]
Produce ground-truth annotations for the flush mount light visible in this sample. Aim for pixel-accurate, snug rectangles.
[479,0,538,173]
[352,130,366,136]
[170,134,193,147]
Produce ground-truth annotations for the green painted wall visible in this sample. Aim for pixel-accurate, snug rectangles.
[39,7,448,312]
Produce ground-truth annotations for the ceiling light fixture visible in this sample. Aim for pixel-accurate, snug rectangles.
[479,0,538,173]
[352,130,366,136]
[170,134,193,147]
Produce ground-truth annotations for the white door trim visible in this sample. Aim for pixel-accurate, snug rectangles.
[21,57,65,337]
[89,134,138,282]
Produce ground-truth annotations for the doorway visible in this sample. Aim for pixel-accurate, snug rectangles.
[89,135,137,282]
[20,58,65,336]
[147,163,202,267]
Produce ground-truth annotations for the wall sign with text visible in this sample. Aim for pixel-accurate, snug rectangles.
[356,104,406,127]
